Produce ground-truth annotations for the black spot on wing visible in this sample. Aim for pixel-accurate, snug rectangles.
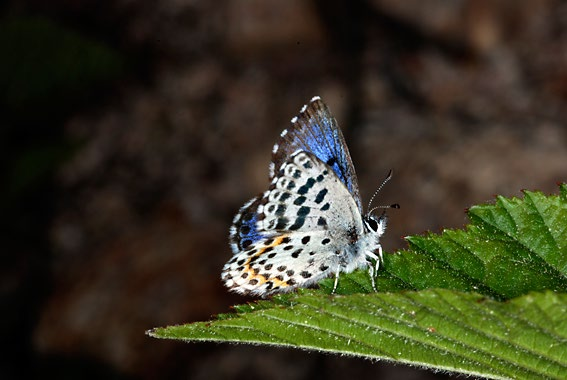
[297,206,310,217]
[279,192,291,202]
[275,204,286,216]
[275,217,289,230]
[291,249,303,258]
[297,178,316,195]
[314,188,328,203]
[288,217,305,231]
[294,196,306,205]
[302,160,313,169]
[289,206,310,230]
[300,271,312,278]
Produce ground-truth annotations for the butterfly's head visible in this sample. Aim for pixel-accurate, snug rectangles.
[363,213,387,237]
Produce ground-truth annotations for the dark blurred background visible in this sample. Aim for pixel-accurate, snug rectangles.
[2,0,566,379]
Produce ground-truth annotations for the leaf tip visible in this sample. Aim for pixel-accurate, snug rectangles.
[146,327,160,338]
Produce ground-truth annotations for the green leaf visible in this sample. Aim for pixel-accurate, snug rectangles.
[148,184,567,379]
[385,185,567,299]
[150,290,567,379]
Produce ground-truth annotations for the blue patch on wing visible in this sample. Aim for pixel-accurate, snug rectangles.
[231,197,267,251]
[301,116,352,191]
[271,97,362,210]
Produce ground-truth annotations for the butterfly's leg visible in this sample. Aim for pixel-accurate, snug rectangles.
[366,247,381,292]
[373,244,385,291]
[368,265,376,292]
[376,242,383,272]
[332,265,341,293]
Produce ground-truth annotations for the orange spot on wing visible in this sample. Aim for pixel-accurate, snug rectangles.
[242,235,290,287]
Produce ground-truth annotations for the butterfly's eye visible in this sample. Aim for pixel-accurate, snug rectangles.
[366,217,379,232]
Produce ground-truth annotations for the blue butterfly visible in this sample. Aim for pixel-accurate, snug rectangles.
[222,96,394,296]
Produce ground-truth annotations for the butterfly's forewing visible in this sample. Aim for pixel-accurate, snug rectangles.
[270,97,362,211]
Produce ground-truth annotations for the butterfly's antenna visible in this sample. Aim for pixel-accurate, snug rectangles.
[367,170,400,214]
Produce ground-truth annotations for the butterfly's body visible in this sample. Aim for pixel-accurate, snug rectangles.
[222,97,388,297]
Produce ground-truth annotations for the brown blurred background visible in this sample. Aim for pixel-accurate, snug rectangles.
[2,0,566,379]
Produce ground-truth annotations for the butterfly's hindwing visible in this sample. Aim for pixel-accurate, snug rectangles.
[223,231,345,296]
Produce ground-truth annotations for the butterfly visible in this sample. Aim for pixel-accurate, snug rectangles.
[222,96,395,296]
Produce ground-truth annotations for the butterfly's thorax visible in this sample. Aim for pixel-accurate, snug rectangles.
[341,225,381,273]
